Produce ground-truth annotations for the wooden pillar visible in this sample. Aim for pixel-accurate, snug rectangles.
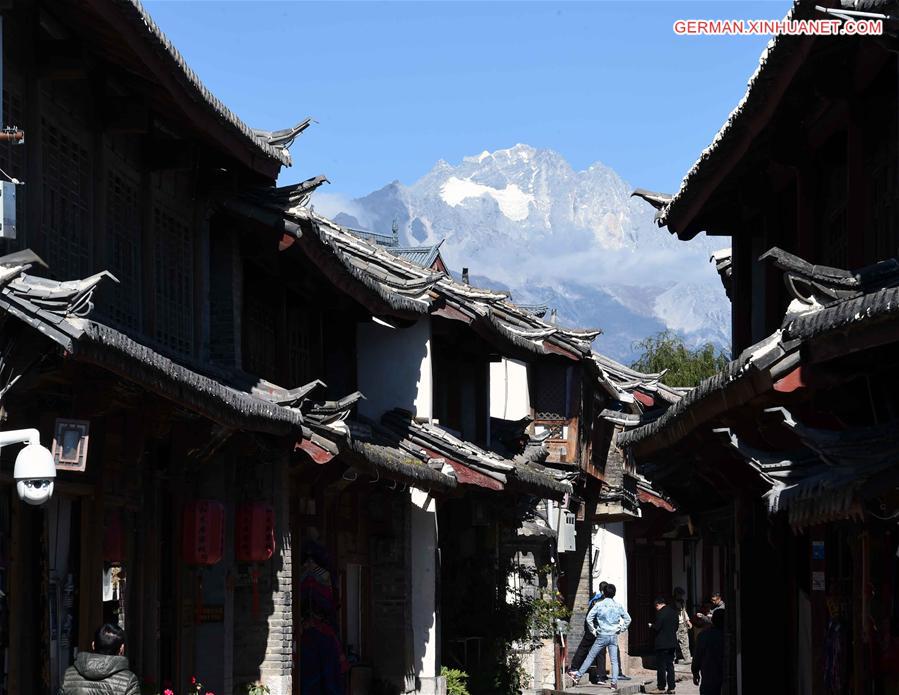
[810,527,826,695]
[851,530,868,694]
[732,498,742,695]
[222,456,235,695]
[140,447,161,683]
[7,487,23,692]
[77,489,104,651]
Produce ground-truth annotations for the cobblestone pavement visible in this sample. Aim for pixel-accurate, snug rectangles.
[553,662,701,695]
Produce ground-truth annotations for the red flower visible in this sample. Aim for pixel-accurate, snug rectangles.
[191,676,197,685]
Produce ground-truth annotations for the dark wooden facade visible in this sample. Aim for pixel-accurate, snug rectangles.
[626,5,899,694]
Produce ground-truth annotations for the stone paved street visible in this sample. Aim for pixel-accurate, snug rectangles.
[548,662,701,695]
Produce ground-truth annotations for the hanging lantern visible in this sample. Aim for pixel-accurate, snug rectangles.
[182,500,225,566]
[236,502,275,620]
[236,502,276,564]
[182,500,224,625]
[103,511,125,564]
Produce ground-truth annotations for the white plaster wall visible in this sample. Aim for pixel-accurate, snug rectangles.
[489,358,530,420]
[591,522,628,610]
[410,488,438,680]
[357,318,432,421]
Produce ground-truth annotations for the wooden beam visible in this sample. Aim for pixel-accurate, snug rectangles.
[78,0,282,180]
[103,97,150,134]
[37,39,90,80]
[143,137,197,172]
[668,35,816,237]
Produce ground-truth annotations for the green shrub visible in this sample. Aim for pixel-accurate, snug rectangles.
[441,667,471,695]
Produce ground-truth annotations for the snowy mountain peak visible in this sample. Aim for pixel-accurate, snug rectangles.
[319,145,730,361]
[440,176,534,222]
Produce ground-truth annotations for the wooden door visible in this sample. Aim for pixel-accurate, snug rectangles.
[627,541,672,652]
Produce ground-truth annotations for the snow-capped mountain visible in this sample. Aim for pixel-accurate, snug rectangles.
[316,144,730,362]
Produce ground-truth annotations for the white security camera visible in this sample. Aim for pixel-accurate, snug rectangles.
[15,443,56,505]
[2,429,56,506]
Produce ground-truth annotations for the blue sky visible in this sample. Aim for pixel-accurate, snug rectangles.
[146,1,787,197]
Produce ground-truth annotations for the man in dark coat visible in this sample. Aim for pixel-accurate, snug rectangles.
[60,623,140,695]
[649,596,679,693]
[692,609,725,695]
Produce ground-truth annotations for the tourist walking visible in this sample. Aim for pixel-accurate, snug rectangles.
[692,609,725,695]
[567,583,631,691]
[673,587,692,664]
[649,595,678,694]
[569,581,607,684]
[695,592,725,626]
[60,623,140,695]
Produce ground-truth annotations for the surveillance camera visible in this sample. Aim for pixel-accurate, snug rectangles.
[14,443,56,506]
[17,478,55,506]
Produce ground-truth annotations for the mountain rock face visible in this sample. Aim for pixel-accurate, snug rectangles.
[318,144,730,362]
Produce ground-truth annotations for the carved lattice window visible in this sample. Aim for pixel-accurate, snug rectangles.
[821,165,848,268]
[534,363,569,421]
[815,136,848,269]
[41,119,91,279]
[287,303,313,387]
[153,206,194,354]
[242,271,278,380]
[105,168,141,329]
[870,134,899,261]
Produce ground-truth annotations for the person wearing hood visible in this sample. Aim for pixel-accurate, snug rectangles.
[61,623,140,695]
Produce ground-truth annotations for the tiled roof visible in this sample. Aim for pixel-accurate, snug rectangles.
[255,200,602,359]
[304,408,571,498]
[618,249,899,454]
[653,0,815,236]
[112,0,302,167]
[0,258,317,437]
[388,241,444,269]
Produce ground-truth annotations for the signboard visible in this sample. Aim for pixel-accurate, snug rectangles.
[197,605,224,624]
[0,181,16,239]
[812,541,825,560]
[812,571,826,592]
[52,419,90,472]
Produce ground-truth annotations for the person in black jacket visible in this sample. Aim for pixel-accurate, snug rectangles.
[692,609,725,695]
[649,596,679,694]
[60,623,140,695]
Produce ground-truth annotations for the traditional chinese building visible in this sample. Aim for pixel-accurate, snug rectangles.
[628,1,899,692]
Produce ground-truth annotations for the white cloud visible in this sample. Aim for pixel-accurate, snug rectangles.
[310,191,373,228]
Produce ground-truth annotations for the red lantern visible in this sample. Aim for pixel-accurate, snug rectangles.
[103,511,125,564]
[182,500,225,566]
[236,503,276,563]
[236,502,275,620]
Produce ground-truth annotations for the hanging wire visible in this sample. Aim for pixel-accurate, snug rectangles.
[0,164,19,185]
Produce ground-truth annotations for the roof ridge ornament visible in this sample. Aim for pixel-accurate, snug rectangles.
[761,246,899,319]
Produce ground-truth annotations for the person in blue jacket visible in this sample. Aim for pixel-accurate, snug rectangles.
[568,583,632,691]
[568,582,607,683]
